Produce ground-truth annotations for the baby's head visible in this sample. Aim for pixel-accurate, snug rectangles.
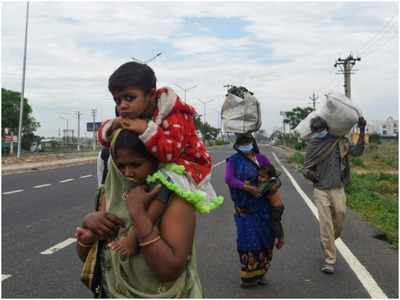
[109,62,157,119]
[258,165,278,182]
[258,166,270,182]
[113,129,158,183]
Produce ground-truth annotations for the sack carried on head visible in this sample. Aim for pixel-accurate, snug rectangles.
[294,93,362,139]
[221,85,262,134]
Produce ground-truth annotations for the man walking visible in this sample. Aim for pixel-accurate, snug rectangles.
[303,116,366,274]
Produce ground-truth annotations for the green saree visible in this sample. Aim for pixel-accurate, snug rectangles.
[99,132,203,298]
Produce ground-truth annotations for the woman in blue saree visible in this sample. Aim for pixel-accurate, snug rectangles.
[225,133,283,288]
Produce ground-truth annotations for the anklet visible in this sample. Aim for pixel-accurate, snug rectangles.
[139,236,161,247]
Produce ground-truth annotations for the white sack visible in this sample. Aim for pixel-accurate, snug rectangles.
[294,93,362,139]
[221,92,261,133]
[320,93,362,136]
[294,111,318,139]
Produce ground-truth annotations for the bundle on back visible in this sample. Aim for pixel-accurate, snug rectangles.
[295,93,362,139]
[221,85,262,134]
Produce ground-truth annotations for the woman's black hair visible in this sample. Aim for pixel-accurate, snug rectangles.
[233,133,260,154]
[108,62,157,95]
[114,129,156,161]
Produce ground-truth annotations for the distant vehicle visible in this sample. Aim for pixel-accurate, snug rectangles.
[30,139,60,152]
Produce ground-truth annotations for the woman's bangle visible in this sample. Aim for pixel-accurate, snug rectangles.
[137,226,155,242]
[139,235,161,247]
[77,240,93,248]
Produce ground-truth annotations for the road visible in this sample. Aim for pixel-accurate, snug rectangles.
[2,145,398,298]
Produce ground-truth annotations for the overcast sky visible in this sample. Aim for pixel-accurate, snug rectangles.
[2,1,398,137]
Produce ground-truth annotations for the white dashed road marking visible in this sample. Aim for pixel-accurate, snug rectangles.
[3,189,24,195]
[33,184,52,189]
[79,174,93,178]
[59,178,75,183]
[271,151,387,299]
[40,238,77,255]
[212,160,225,168]
[2,274,12,281]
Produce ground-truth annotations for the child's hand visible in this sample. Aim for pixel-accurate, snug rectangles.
[120,118,148,134]
[75,226,96,246]
[125,184,162,217]
[243,182,262,198]
[275,239,284,250]
[111,117,123,131]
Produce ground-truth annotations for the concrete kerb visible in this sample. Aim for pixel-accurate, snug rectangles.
[2,156,97,176]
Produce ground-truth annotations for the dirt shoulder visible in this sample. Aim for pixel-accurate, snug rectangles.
[2,152,98,175]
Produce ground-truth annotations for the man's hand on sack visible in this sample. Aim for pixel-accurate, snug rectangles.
[357,117,367,130]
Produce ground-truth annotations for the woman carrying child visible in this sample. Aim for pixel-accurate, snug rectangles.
[76,129,203,297]
[224,133,284,288]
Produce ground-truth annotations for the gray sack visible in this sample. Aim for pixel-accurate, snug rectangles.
[221,86,262,133]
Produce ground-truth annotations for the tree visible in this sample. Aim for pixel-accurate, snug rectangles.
[194,115,220,142]
[2,88,40,150]
[254,129,268,144]
[283,106,314,129]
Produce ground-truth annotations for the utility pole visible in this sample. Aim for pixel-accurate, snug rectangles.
[91,108,97,151]
[334,54,361,98]
[17,1,30,158]
[309,91,319,111]
[280,111,287,134]
[196,99,215,124]
[76,111,81,151]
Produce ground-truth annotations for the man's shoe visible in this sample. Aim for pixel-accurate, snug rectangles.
[320,263,335,274]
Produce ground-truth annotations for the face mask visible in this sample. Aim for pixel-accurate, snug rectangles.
[311,129,328,139]
[237,143,254,153]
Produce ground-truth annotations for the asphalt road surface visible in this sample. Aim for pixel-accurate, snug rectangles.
[2,145,398,298]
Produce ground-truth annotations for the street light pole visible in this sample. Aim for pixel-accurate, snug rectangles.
[174,84,197,103]
[196,99,215,124]
[131,52,162,64]
[17,1,30,158]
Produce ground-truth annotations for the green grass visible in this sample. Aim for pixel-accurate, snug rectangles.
[345,172,398,248]
[362,143,398,170]
[351,157,364,167]
[289,151,304,167]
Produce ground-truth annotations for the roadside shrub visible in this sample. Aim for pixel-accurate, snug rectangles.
[289,151,304,165]
[294,141,306,150]
[351,157,364,167]
[214,139,229,145]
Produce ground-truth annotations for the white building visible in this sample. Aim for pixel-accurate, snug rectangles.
[366,117,398,137]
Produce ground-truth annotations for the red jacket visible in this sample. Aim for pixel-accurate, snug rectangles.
[98,87,212,185]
